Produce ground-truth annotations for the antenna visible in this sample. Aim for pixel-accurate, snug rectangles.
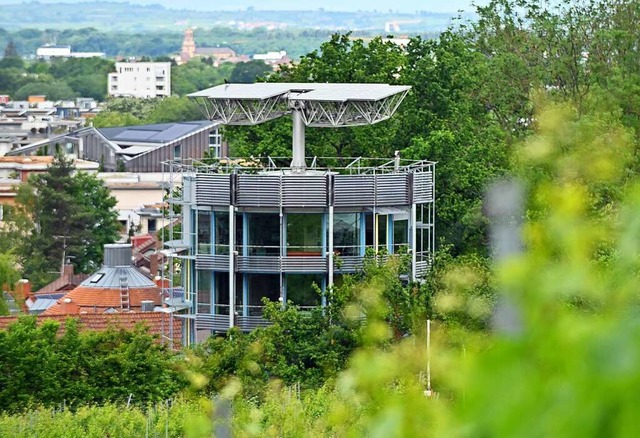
[53,235,71,276]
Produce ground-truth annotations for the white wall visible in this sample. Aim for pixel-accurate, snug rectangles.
[108,62,171,99]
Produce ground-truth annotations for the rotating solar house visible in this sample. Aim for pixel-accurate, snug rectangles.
[165,83,435,341]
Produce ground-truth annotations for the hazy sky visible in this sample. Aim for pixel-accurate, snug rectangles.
[15,0,486,14]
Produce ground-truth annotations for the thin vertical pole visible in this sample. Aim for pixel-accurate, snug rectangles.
[328,205,334,289]
[427,319,432,394]
[411,203,417,281]
[228,204,235,329]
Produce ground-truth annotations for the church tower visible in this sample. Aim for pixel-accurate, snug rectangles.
[180,28,196,63]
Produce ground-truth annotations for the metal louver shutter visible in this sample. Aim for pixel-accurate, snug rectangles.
[282,175,327,207]
[334,175,375,207]
[236,175,281,207]
[196,174,230,206]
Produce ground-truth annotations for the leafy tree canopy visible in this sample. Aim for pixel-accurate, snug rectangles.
[10,154,119,288]
[229,60,272,84]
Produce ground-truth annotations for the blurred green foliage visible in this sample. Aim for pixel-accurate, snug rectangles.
[2,0,640,436]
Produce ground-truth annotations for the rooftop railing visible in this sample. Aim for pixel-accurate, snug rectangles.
[163,156,435,176]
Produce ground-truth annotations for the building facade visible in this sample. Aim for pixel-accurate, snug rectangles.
[6,120,221,173]
[168,83,436,342]
[108,62,171,98]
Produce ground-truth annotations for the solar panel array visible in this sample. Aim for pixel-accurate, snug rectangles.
[189,83,410,102]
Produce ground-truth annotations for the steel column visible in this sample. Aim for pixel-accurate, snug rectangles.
[411,203,417,282]
[291,109,306,171]
[328,205,334,288]
[228,204,235,329]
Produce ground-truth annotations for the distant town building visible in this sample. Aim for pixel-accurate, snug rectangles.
[6,120,222,173]
[68,51,106,59]
[252,50,292,68]
[27,95,46,104]
[36,44,71,58]
[180,28,196,63]
[36,44,105,60]
[196,47,237,61]
[108,62,171,99]
[0,156,99,207]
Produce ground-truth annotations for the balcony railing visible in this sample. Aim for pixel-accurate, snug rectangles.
[195,304,322,333]
[180,156,435,211]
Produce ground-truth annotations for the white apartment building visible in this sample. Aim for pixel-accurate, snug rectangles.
[36,45,72,58]
[108,62,171,99]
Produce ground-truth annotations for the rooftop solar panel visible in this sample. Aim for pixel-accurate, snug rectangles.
[189,83,410,102]
[150,124,196,142]
[112,129,159,142]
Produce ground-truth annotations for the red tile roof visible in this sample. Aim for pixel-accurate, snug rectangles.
[0,312,182,347]
[35,274,90,294]
[42,285,162,316]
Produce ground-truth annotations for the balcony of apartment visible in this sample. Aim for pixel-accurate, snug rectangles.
[183,156,434,272]
[175,155,434,207]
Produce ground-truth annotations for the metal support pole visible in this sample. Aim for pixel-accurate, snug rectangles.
[291,109,306,171]
[426,319,432,395]
[228,204,235,329]
[328,205,334,288]
[411,203,417,281]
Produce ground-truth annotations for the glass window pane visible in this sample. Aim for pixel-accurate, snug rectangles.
[197,270,212,314]
[248,213,279,256]
[393,219,408,253]
[197,211,211,254]
[214,212,229,255]
[247,274,280,316]
[365,213,374,247]
[287,213,322,255]
[286,274,322,308]
[236,213,243,251]
[377,215,388,252]
[334,213,360,256]
[214,273,243,315]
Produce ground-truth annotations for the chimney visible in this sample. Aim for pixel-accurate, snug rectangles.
[62,264,74,278]
[154,276,169,289]
[16,279,31,300]
[15,279,30,313]
[149,253,159,278]
[103,243,133,267]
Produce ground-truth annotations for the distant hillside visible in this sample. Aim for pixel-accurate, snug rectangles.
[0,2,455,32]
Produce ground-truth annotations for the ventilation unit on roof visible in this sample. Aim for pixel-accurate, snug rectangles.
[141,300,154,312]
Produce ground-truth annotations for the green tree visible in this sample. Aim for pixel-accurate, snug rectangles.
[92,111,142,128]
[12,154,119,288]
[229,60,272,83]
[146,96,202,123]
[0,317,184,412]
[70,171,120,273]
[3,40,18,58]
[0,56,23,70]
[172,59,233,96]
[0,253,19,316]
[14,81,76,101]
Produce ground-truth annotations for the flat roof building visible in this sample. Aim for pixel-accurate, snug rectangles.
[108,62,171,99]
[168,83,435,342]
